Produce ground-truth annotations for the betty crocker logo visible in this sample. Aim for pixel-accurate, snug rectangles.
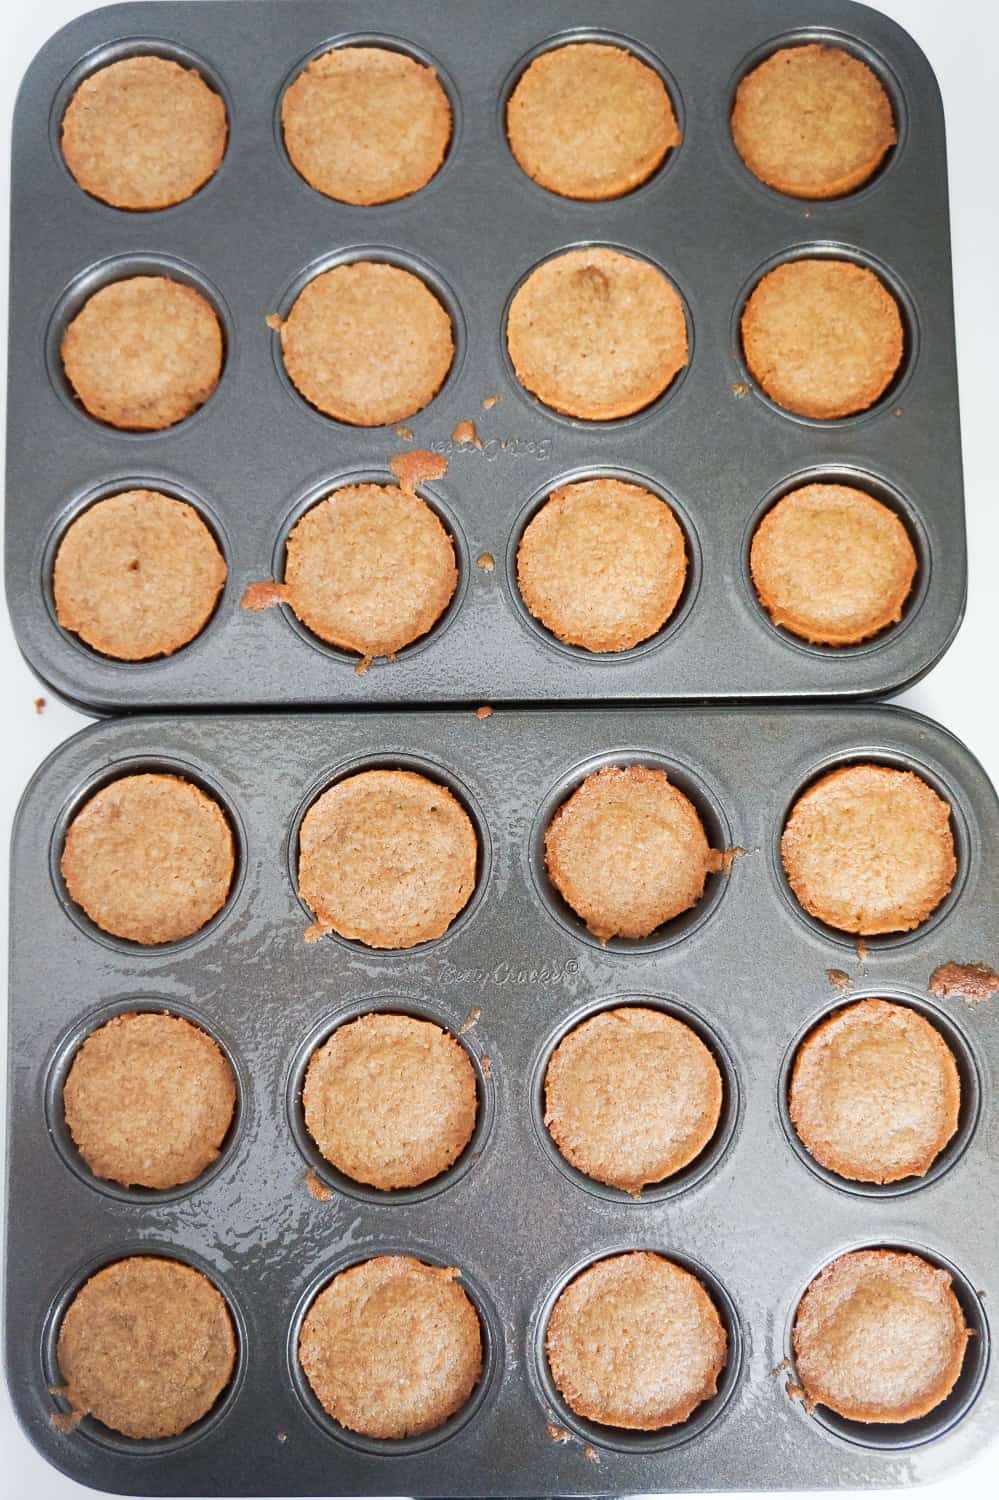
[429,435,552,463]
[438,959,579,988]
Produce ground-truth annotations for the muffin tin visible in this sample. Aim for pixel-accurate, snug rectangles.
[5,704,998,1494]
[4,0,966,712]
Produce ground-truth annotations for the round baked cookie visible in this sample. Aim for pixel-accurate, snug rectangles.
[507,42,680,200]
[63,1012,236,1190]
[789,999,960,1184]
[61,56,227,210]
[793,1250,970,1422]
[547,1252,727,1429]
[56,1257,236,1439]
[517,479,687,652]
[61,773,235,945]
[781,764,956,935]
[53,490,226,660]
[545,765,720,941]
[61,276,223,430]
[741,259,903,420]
[299,1255,482,1438]
[283,484,456,659]
[750,483,917,646]
[277,261,453,425]
[544,1007,723,1194]
[298,768,477,948]
[507,248,688,420]
[732,44,896,199]
[282,46,451,205]
[303,1013,477,1189]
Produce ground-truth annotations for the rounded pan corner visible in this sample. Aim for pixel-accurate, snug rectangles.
[0,1356,117,1497]
[11,3,148,129]
[858,580,968,702]
[837,0,946,115]
[8,690,113,862]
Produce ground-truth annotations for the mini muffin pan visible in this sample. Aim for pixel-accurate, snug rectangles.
[4,0,966,711]
[5,705,998,1494]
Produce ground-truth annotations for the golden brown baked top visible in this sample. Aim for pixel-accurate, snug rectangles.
[53,490,226,661]
[781,763,956,935]
[57,1257,236,1438]
[750,483,917,646]
[732,44,895,199]
[741,259,903,420]
[282,46,451,205]
[61,276,223,430]
[282,484,457,660]
[789,999,960,1183]
[507,42,680,200]
[276,261,453,426]
[517,478,687,652]
[61,56,227,210]
[298,768,477,948]
[303,1013,477,1189]
[544,1007,723,1194]
[507,248,688,420]
[545,765,720,941]
[64,1011,236,1190]
[299,1255,482,1438]
[547,1251,727,1429]
[793,1249,969,1422]
[61,772,234,945]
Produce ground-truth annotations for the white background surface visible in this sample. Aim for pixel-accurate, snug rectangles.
[1,1,997,1496]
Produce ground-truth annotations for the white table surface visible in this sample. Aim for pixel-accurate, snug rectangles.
[2,1,997,1496]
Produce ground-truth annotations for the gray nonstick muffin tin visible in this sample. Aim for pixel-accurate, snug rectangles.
[4,0,966,712]
[5,704,998,1495]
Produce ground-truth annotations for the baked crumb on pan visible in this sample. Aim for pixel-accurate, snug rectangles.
[793,1250,969,1422]
[507,248,688,420]
[781,764,956,935]
[547,1251,726,1429]
[507,42,680,200]
[298,1256,482,1437]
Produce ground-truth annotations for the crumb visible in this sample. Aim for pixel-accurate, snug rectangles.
[481,1055,492,1079]
[772,1357,794,1375]
[482,394,501,410]
[34,696,46,714]
[783,1368,816,1413]
[276,1430,288,1443]
[827,968,852,990]
[855,938,868,962]
[547,1422,572,1443]
[731,381,749,398]
[452,418,483,449]
[476,552,495,572]
[460,1007,481,1034]
[265,312,282,331]
[390,448,448,495]
[583,1444,601,1464]
[893,406,904,417]
[47,1388,82,1433]
[50,1409,82,1433]
[305,1168,332,1201]
[304,922,328,945]
[715,845,746,876]
[929,962,999,1004]
[354,656,372,677]
[241,581,289,611]
[475,706,493,720]
[395,425,414,441]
